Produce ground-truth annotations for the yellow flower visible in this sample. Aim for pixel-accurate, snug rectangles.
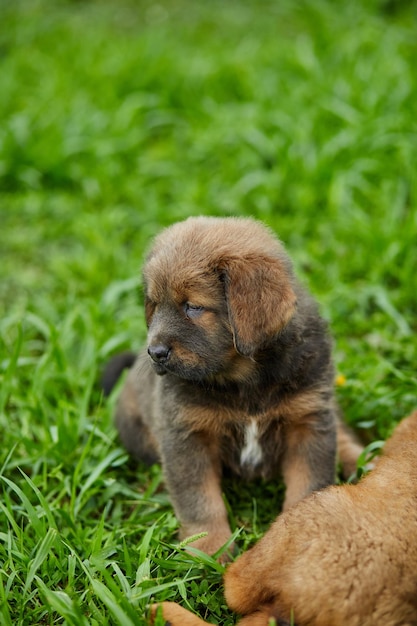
[335,374,347,387]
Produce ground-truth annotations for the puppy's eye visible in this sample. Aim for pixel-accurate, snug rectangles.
[184,303,205,319]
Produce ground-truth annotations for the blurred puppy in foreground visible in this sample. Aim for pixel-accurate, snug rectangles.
[104,216,362,557]
[153,410,417,626]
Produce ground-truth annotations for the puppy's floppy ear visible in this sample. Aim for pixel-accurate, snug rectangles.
[220,255,297,357]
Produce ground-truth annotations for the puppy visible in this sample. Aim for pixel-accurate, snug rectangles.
[154,410,417,626]
[104,216,362,556]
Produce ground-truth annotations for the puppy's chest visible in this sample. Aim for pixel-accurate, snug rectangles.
[221,418,283,479]
[240,421,263,467]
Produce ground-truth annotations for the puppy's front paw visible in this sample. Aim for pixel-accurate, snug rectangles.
[183,528,234,563]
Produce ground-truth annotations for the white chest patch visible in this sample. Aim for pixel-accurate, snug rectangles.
[240,420,263,468]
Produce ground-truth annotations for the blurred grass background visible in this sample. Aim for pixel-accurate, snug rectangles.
[1,0,416,624]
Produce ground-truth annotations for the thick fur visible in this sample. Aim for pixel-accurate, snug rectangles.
[154,410,417,626]
[106,216,363,556]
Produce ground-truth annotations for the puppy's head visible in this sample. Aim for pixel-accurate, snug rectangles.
[143,216,297,383]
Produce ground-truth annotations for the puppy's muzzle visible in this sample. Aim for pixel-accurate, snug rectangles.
[148,344,171,365]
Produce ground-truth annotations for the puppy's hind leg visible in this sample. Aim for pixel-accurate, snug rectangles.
[114,363,159,465]
[115,408,159,465]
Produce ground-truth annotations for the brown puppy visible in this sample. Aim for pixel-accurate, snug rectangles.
[154,410,417,626]
[105,216,362,556]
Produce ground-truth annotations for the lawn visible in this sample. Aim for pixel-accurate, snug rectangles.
[0,0,416,624]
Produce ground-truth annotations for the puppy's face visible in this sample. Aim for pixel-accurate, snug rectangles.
[143,217,297,384]
[144,269,242,382]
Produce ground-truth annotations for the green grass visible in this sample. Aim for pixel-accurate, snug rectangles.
[1,0,416,623]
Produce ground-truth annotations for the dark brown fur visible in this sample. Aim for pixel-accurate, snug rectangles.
[153,410,417,626]
[106,216,362,556]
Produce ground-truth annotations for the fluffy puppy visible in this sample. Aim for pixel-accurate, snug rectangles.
[154,410,417,626]
[104,216,362,556]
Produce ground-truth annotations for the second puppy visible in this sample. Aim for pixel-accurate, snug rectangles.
[155,410,417,626]
[104,216,362,556]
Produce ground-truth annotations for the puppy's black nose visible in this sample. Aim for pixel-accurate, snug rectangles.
[148,344,171,364]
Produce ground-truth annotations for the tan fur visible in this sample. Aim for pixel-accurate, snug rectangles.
[281,450,314,511]
[153,410,417,626]
[109,216,363,559]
